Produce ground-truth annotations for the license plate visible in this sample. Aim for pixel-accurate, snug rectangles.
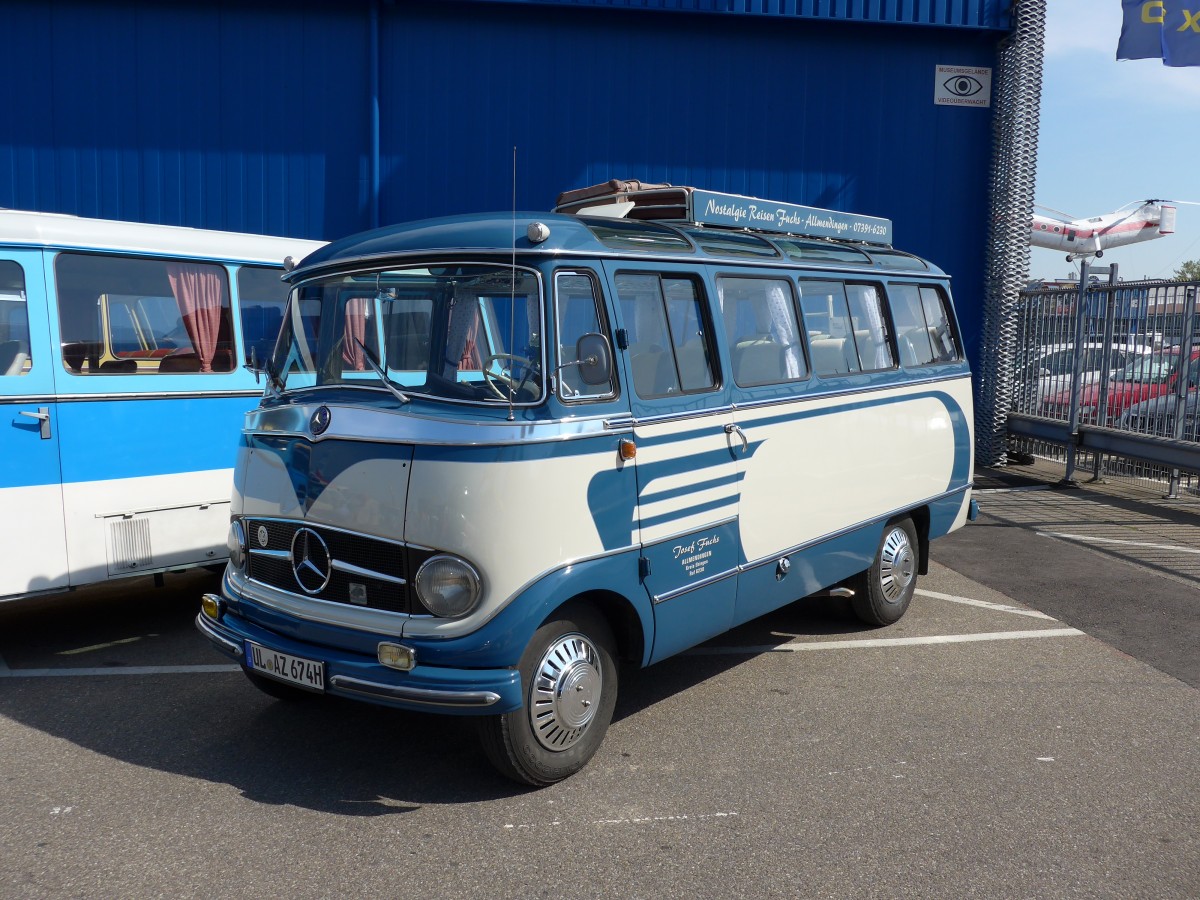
[245,641,325,692]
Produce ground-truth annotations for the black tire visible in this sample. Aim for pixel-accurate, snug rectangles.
[850,517,919,626]
[478,606,618,787]
[242,667,317,702]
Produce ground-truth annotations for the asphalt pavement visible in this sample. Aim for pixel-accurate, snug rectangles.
[0,470,1196,899]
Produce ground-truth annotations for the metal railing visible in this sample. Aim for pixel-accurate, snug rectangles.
[1005,263,1200,496]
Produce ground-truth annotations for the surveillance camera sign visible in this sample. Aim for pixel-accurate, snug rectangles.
[934,65,992,107]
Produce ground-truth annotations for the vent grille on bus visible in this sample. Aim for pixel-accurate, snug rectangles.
[108,517,153,574]
[244,518,435,616]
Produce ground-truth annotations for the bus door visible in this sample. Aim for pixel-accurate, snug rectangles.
[0,251,70,599]
[605,264,740,663]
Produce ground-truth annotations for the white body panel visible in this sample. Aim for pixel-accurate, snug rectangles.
[0,209,324,266]
[735,379,970,563]
[403,447,635,637]
[60,469,234,584]
[0,483,71,597]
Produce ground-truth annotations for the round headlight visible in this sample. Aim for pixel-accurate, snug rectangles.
[227,519,247,573]
[415,554,482,618]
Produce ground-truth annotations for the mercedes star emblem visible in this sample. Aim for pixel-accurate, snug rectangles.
[290,527,332,594]
[310,406,332,435]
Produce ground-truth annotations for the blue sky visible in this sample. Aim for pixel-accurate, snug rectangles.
[1031,1,1200,281]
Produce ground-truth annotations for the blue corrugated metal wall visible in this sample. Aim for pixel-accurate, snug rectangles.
[471,0,1010,30]
[1,0,1006,356]
[382,2,998,354]
[3,0,370,241]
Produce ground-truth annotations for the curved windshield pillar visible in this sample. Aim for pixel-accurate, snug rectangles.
[273,264,544,405]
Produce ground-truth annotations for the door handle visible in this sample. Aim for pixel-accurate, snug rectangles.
[724,423,748,453]
[19,407,51,440]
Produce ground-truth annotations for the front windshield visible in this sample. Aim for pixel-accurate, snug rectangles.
[1113,353,1176,384]
[272,264,543,404]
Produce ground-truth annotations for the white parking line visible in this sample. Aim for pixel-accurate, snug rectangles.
[1038,531,1200,555]
[915,588,1057,620]
[974,485,1053,494]
[0,664,241,678]
[689,628,1084,655]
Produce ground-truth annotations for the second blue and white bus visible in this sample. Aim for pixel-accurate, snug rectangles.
[0,210,322,603]
[196,181,976,785]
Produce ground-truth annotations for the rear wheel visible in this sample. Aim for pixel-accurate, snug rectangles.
[850,517,919,626]
[478,607,618,787]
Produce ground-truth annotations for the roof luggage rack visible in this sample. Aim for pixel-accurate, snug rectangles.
[554,179,893,246]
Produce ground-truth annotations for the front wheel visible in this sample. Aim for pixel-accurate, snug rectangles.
[478,607,618,787]
[850,518,919,626]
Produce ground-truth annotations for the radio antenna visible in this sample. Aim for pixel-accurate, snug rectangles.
[507,145,517,421]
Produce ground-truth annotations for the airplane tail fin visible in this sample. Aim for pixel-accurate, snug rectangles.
[1159,204,1177,235]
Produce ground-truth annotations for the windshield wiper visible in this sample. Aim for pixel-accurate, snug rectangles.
[355,338,410,404]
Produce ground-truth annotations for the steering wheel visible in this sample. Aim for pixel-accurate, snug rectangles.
[481,353,536,400]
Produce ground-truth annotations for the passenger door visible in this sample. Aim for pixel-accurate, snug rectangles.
[604,263,740,663]
[0,251,70,599]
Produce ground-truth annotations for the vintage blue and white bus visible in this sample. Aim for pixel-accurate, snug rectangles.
[196,182,976,785]
[0,210,323,603]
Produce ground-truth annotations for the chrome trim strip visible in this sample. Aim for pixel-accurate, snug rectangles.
[642,516,738,550]
[327,675,500,708]
[653,566,740,604]
[621,374,971,429]
[248,403,626,448]
[248,548,291,560]
[332,559,407,586]
[195,612,243,658]
[739,485,973,574]
[1,390,261,404]
[96,498,230,519]
[288,247,951,284]
[243,515,421,550]
[730,372,972,413]
[623,404,736,428]
[229,569,413,634]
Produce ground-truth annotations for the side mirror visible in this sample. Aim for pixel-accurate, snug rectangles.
[574,333,612,386]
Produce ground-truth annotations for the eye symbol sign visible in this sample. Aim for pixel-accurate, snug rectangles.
[943,75,983,97]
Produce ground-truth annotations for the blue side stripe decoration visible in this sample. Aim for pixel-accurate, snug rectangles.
[584,390,969,549]
[638,495,738,531]
[737,390,972,489]
[638,471,742,505]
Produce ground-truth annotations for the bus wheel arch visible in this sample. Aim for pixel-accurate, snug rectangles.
[909,505,931,575]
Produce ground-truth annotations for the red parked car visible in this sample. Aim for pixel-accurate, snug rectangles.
[1042,347,1200,424]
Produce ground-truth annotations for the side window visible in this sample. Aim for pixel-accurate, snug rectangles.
[889,283,959,366]
[717,276,807,387]
[237,266,289,366]
[845,283,896,371]
[614,272,717,399]
[55,253,235,374]
[554,271,615,399]
[919,286,960,362]
[0,260,32,376]
[889,284,936,366]
[797,280,860,376]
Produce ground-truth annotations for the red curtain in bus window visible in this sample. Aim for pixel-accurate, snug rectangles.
[342,296,369,370]
[167,263,225,373]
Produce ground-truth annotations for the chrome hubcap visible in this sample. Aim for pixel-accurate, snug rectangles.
[529,634,602,751]
[879,527,916,603]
